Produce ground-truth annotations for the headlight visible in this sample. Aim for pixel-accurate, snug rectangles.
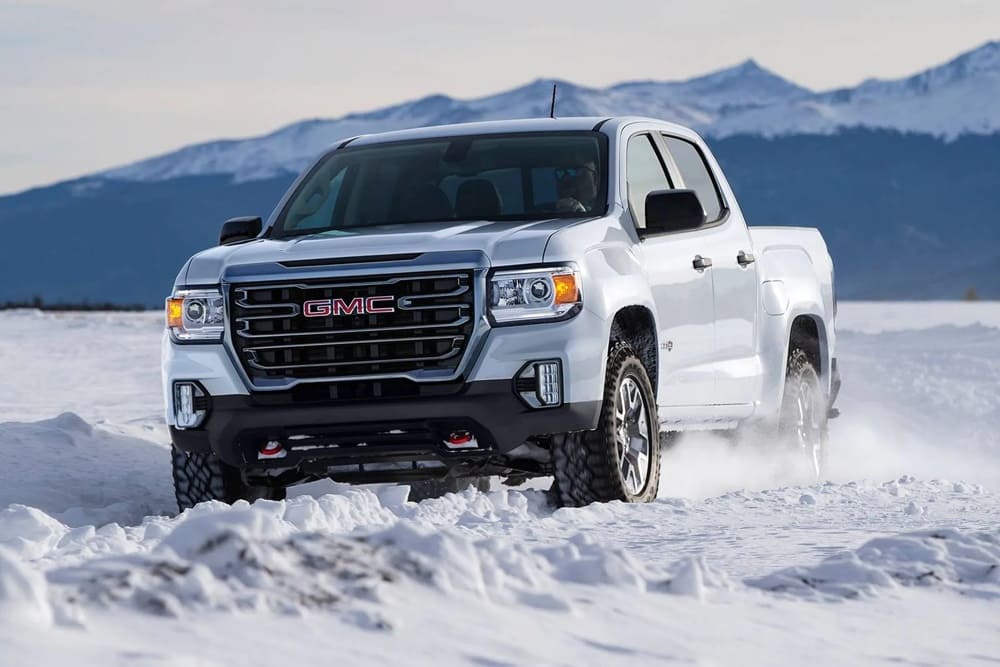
[489,266,581,324]
[166,289,225,341]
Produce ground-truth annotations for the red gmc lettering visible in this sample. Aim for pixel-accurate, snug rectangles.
[331,297,364,315]
[302,300,331,317]
[302,296,396,317]
[365,295,396,314]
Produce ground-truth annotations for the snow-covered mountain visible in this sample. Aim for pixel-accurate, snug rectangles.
[99,62,807,184]
[100,41,999,185]
[712,40,1000,138]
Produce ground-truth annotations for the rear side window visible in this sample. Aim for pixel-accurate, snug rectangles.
[626,134,671,229]
[661,135,724,221]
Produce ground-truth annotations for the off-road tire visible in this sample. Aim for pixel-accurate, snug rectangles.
[551,341,661,507]
[778,348,829,481]
[171,446,285,511]
[407,476,491,502]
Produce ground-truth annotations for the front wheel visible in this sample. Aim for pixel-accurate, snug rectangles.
[171,446,285,512]
[551,342,661,507]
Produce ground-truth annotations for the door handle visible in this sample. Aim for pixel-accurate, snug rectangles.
[692,255,713,270]
[737,250,756,266]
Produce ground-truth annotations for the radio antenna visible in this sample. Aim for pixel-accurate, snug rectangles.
[549,83,557,119]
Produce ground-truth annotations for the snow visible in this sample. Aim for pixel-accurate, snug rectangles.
[0,309,164,423]
[751,528,1000,600]
[0,414,172,527]
[89,42,1000,186]
[0,549,52,627]
[835,300,1000,333]
[0,302,999,664]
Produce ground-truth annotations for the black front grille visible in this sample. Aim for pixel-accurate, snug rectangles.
[230,271,475,382]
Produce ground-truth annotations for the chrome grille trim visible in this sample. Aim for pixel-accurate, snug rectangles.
[234,314,471,338]
[243,334,466,353]
[244,347,464,371]
[233,273,470,295]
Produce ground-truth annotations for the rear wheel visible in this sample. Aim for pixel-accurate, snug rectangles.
[778,348,829,481]
[171,446,285,512]
[406,476,491,502]
[551,342,661,507]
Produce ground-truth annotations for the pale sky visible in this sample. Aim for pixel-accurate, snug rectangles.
[1,0,998,194]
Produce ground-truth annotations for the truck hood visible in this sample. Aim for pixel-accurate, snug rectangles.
[181,218,577,285]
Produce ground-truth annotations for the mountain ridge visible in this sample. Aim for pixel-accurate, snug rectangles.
[81,40,1000,190]
[711,40,1000,138]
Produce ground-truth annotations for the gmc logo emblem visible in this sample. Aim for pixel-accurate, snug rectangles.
[302,296,396,318]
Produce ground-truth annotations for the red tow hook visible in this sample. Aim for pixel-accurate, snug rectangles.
[258,440,287,460]
[444,430,478,450]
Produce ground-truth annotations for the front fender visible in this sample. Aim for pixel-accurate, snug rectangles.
[545,213,657,337]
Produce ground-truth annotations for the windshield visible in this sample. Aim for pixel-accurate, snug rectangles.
[270,131,608,238]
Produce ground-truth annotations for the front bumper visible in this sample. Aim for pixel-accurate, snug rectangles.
[170,379,600,475]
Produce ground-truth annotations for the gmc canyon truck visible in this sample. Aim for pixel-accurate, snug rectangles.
[164,117,839,510]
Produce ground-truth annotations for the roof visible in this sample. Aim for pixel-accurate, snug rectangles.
[347,116,696,147]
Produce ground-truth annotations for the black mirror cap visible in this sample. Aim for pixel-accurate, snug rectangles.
[219,216,263,246]
[642,190,706,236]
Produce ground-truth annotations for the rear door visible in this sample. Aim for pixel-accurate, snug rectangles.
[625,132,716,408]
[658,134,760,406]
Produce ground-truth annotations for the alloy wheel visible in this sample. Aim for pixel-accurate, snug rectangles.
[615,376,652,495]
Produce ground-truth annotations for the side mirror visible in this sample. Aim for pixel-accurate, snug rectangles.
[642,190,706,236]
[219,216,262,246]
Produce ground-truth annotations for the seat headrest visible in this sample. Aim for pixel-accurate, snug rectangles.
[455,179,503,220]
[397,183,454,222]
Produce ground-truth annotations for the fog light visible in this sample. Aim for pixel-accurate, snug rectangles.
[537,361,561,406]
[515,360,563,408]
[173,382,208,429]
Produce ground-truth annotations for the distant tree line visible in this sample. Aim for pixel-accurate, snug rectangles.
[0,296,148,312]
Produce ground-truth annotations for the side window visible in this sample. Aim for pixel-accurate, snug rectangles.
[661,136,724,222]
[626,134,671,229]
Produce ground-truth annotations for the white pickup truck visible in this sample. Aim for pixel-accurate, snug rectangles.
[163,116,839,509]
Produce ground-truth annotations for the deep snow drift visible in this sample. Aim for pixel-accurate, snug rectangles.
[0,303,998,665]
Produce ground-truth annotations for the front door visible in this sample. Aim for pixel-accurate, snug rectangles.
[625,132,716,408]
